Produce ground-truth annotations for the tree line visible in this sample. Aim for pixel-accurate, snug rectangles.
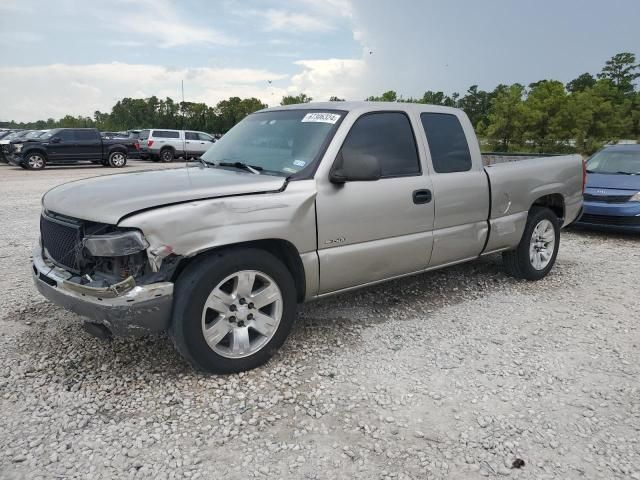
[2,52,637,154]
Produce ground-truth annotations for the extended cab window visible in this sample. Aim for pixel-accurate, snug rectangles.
[420,113,472,173]
[341,112,420,177]
[74,130,98,141]
[153,130,180,139]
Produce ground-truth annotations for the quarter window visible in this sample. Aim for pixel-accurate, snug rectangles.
[341,112,420,177]
[420,113,472,173]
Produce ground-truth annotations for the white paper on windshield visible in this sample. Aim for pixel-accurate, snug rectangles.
[301,112,341,124]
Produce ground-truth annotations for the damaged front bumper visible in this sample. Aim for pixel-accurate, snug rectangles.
[32,246,174,336]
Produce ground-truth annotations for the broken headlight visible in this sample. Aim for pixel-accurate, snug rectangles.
[83,230,149,257]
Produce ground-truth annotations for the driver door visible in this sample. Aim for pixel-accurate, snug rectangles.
[315,111,435,294]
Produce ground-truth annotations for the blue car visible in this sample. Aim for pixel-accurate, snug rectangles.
[577,144,640,232]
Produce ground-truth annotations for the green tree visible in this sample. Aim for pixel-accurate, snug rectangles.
[366,90,397,102]
[458,85,491,128]
[566,73,596,93]
[597,52,639,94]
[280,93,312,105]
[484,84,526,151]
[329,96,345,101]
[522,80,569,152]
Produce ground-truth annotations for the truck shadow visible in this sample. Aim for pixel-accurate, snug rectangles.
[9,253,527,385]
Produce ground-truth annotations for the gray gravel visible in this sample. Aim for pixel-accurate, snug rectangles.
[1,162,639,479]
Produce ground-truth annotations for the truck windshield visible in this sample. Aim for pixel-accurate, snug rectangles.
[200,109,344,176]
[586,149,640,175]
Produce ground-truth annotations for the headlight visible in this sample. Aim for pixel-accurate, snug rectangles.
[83,230,149,257]
[631,192,640,202]
[13,143,23,153]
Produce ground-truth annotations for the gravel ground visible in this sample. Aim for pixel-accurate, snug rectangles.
[0,162,639,480]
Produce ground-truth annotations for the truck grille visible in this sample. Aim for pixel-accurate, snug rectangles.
[580,213,640,226]
[584,193,633,203]
[40,214,83,271]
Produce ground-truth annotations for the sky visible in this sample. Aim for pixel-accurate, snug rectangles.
[0,0,638,122]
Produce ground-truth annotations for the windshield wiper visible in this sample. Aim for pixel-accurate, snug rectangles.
[194,157,210,168]
[586,169,595,173]
[615,171,637,175]
[218,161,263,174]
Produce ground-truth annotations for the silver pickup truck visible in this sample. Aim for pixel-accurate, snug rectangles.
[33,102,584,373]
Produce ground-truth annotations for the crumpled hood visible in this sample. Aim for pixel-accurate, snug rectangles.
[586,173,640,191]
[43,166,287,225]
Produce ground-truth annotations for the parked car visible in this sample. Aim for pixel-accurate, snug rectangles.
[576,144,640,232]
[138,129,215,162]
[31,102,583,373]
[6,128,134,170]
[0,130,31,163]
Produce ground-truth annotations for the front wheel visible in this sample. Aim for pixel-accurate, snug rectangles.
[169,248,297,373]
[502,207,560,280]
[108,151,127,168]
[25,152,46,170]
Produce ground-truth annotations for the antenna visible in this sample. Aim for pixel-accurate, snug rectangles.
[181,79,185,130]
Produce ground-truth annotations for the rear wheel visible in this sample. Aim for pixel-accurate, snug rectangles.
[108,151,127,168]
[25,152,46,170]
[503,207,560,280]
[169,248,297,373]
[159,148,174,163]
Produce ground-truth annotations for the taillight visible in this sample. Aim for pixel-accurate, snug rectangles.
[582,159,587,193]
[147,140,154,148]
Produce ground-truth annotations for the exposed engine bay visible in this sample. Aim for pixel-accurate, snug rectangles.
[40,210,179,290]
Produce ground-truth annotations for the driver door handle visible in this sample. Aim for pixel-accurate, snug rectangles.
[412,189,432,204]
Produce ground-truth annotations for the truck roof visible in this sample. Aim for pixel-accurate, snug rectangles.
[260,101,462,115]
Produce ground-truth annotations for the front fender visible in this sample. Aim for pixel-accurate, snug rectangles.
[118,180,318,259]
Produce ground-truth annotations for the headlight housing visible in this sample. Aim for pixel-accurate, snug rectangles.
[83,230,149,257]
[631,192,640,202]
[13,143,23,153]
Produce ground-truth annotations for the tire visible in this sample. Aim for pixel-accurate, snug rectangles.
[159,148,174,163]
[502,206,560,280]
[19,163,28,169]
[169,248,297,374]
[25,152,46,170]
[108,151,127,168]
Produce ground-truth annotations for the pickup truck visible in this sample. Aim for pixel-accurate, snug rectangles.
[7,128,135,170]
[32,102,584,373]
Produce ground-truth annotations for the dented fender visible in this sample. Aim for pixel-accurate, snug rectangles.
[118,180,319,291]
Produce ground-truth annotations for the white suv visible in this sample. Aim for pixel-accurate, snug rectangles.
[138,129,215,162]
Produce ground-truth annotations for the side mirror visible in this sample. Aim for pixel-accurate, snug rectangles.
[330,150,381,184]
[50,137,61,144]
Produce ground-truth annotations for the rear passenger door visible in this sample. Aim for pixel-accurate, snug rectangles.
[184,131,200,157]
[73,129,102,161]
[420,112,490,267]
[316,111,435,294]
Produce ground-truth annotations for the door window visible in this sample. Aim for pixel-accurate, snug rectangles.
[340,112,420,177]
[420,113,472,173]
[56,130,74,142]
[152,130,180,138]
[198,133,213,142]
[185,132,199,140]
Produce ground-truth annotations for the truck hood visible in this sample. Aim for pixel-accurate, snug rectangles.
[43,166,287,225]
[586,173,640,191]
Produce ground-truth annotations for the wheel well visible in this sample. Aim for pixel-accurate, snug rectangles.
[532,194,564,221]
[160,146,174,152]
[172,239,307,302]
[25,149,47,160]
